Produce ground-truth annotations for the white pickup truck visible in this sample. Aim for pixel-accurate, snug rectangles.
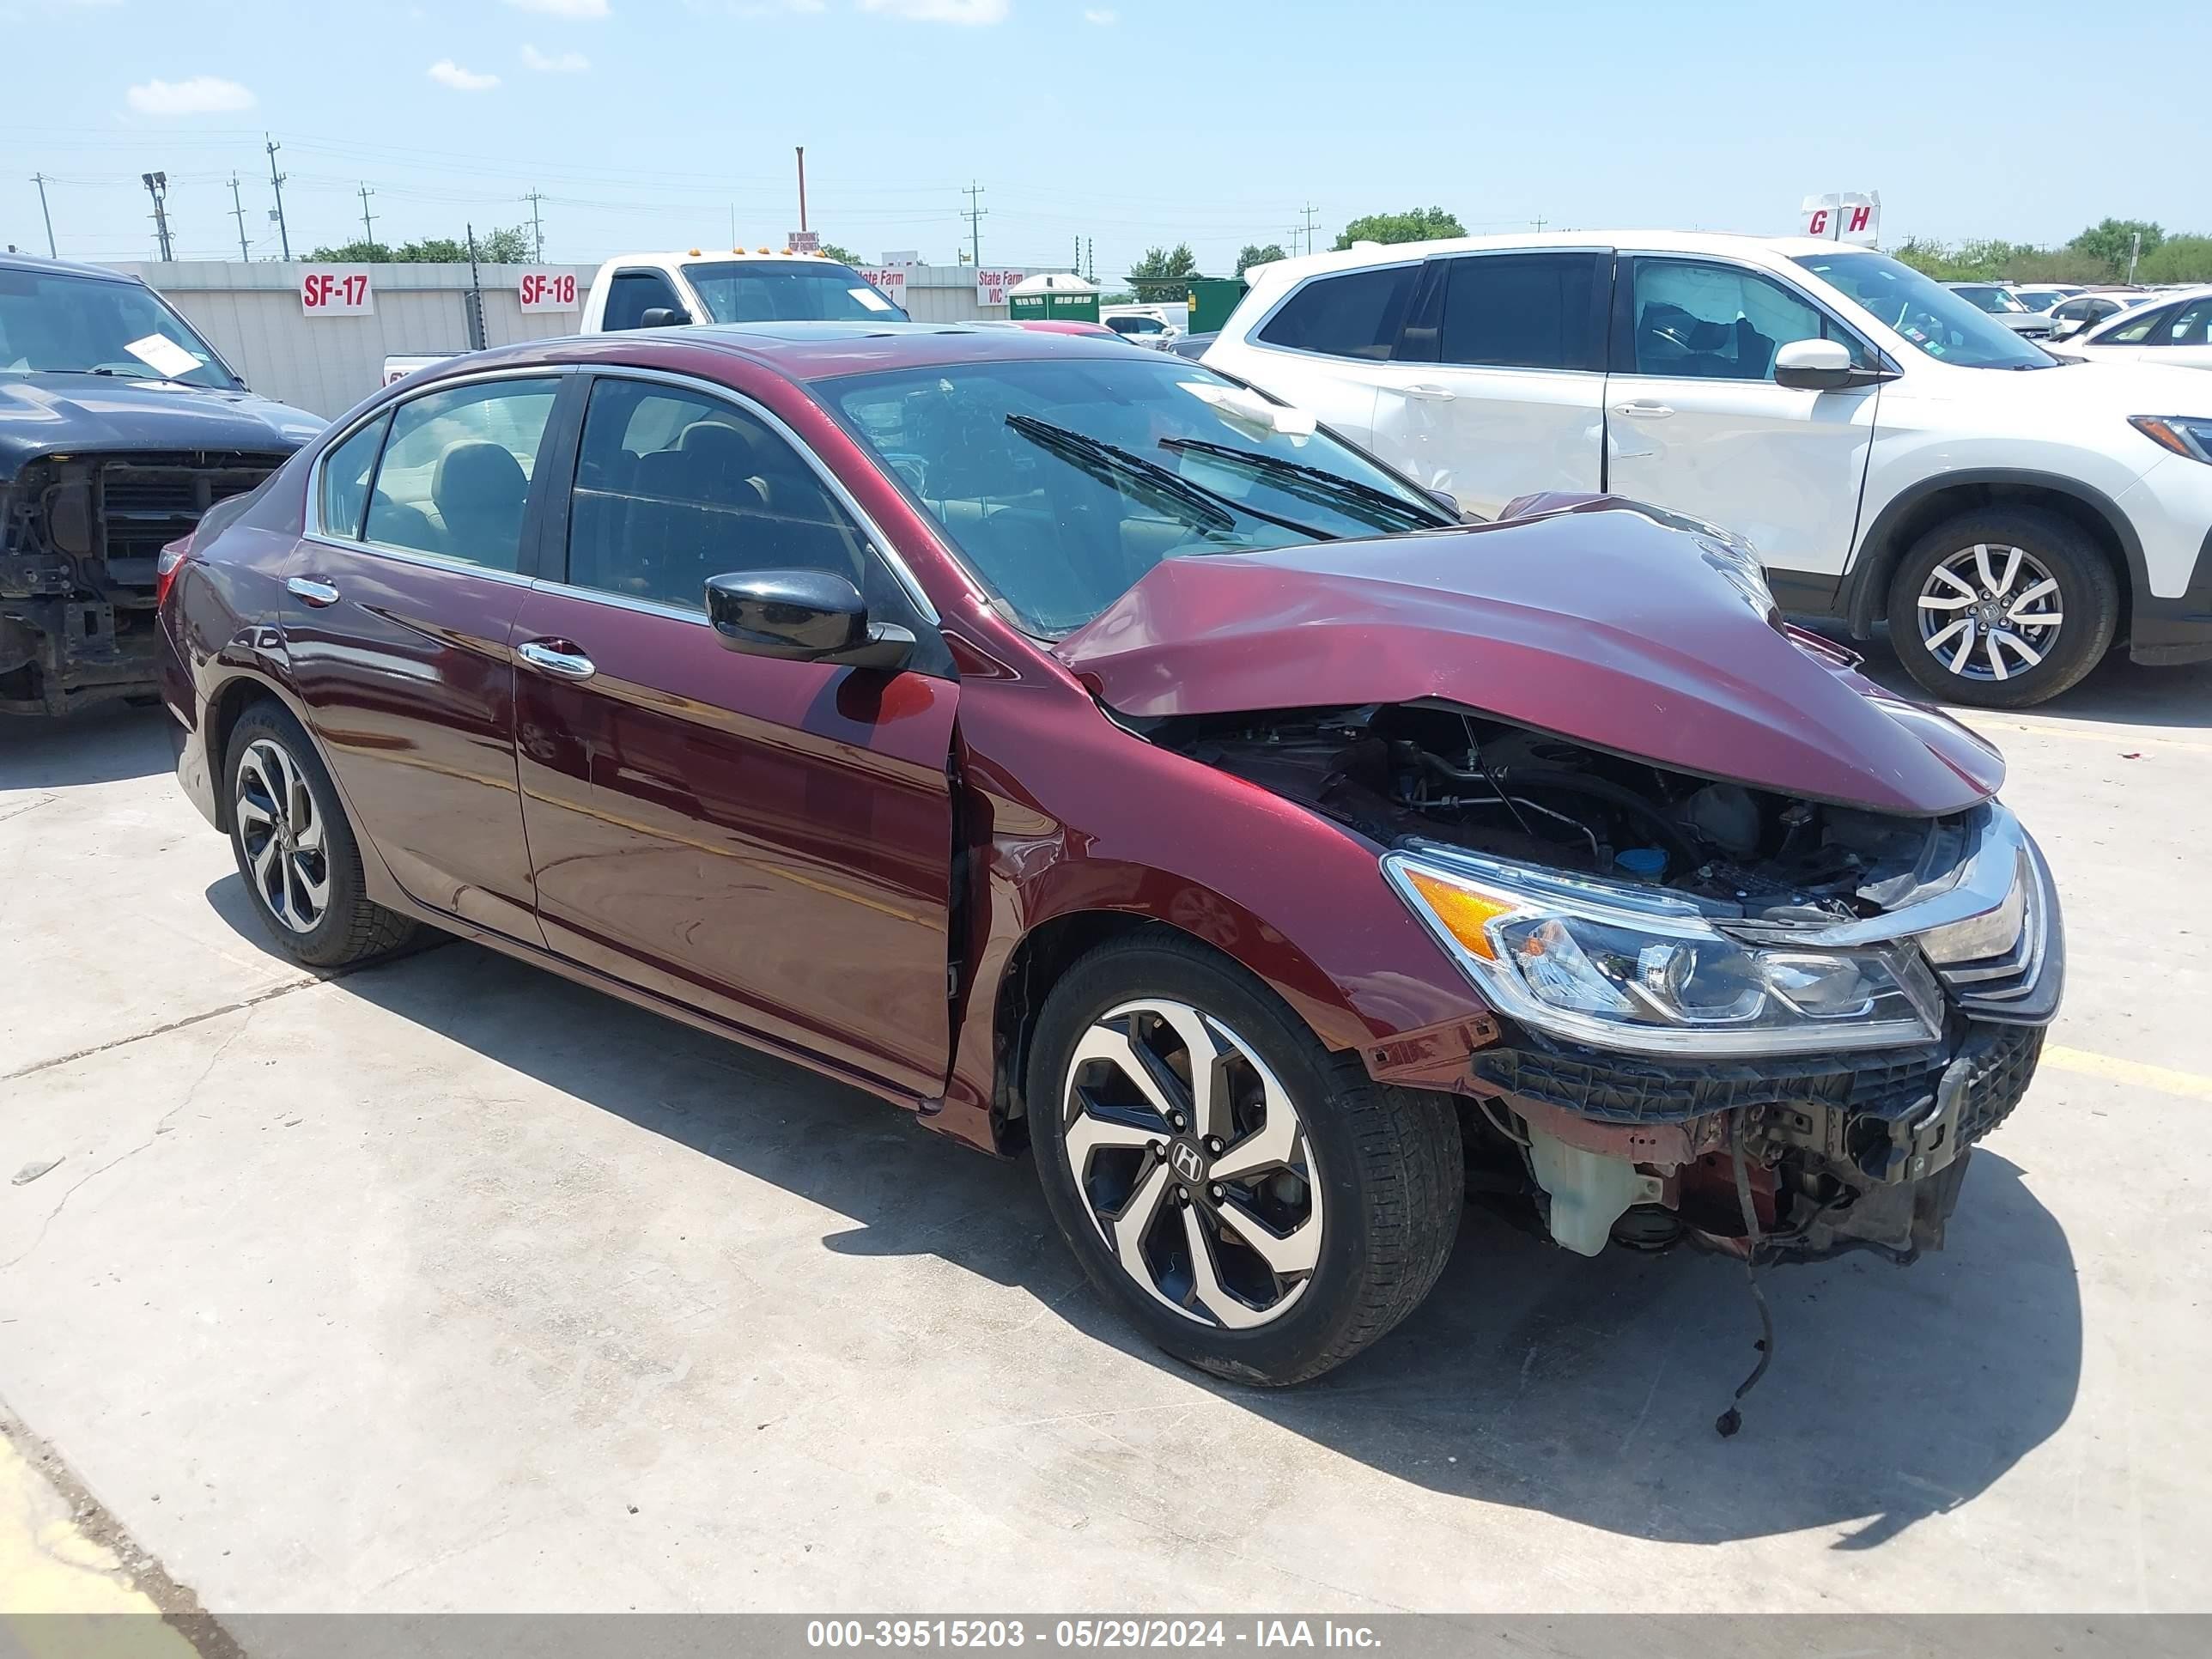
[382,249,908,386]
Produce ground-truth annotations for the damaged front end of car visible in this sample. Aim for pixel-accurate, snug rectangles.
[1158,697,2059,1266]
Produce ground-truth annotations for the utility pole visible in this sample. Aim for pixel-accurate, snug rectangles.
[264,135,290,260]
[463,222,486,350]
[524,189,546,261]
[228,173,251,260]
[1301,203,1319,256]
[1533,214,1546,233]
[962,180,986,266]
[2126,229,2142,284]
[30,173,56,258]
[141,172,173,262]
[1085,236,1093,282]
[357,182,376,252]
[794,146,808,235]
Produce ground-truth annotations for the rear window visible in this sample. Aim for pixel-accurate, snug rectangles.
[1256,265,1416,360]
[1437,252,1601,371]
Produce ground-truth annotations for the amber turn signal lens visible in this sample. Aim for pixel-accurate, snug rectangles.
[1401,869,1515,961]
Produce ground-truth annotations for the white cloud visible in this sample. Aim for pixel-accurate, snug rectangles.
[428,59,501,91]
[125,75,257,116]
[521,43,591,71]
[502,0,610,16]
[1084,6,1116,21]
[858,0,1008,22]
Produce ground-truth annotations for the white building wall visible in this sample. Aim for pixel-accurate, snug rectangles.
[106,262,598,420]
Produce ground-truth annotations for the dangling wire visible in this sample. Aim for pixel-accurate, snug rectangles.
[1715,1115,1776,1438]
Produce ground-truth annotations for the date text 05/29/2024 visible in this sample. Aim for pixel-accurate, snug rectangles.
[805,1620,1383,1650]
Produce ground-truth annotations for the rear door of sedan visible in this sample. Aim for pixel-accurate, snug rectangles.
[508,368,960,1098]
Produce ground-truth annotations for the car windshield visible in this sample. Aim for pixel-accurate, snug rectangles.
[1796,252,2053,368]
[682,261,906,324]
[826,353,1455,638]
[1954,286,2027,314]
[0,268,240,388]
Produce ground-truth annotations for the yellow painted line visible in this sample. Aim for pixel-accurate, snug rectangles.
[0,1438,191,1649]
[2044,1043,2212,1099]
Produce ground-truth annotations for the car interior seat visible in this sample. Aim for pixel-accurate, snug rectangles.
[430,441,529,568]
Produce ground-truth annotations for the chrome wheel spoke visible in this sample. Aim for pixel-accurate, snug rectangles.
[1209,1082,1302,1182]
[1109,1160,1174,1273]
[2007,576,2058,616]
[250,831,281,890]
[1972,544,2002,594]
[235,795,275,834]
[1991,629,2044,672]
[1147,1001,1231,1143]
[2008,609,2062,630]
[1930,565,1978,602]
[1066,1024,1180,1125]
[1948,622,1978,675]
[289,852,330,920]
[1065,1105,1160,1165]
[1917,589,1974,611]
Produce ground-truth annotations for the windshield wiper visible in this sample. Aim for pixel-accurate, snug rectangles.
[1006,415,1335,542]
[1158,438,1449,532]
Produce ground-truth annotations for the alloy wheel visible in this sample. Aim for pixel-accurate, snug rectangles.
[1916,543,2063,684]
[1059,998,1324,1329]
[234,737,331,934]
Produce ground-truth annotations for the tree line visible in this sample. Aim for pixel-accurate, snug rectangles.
[1893,219,2212,285]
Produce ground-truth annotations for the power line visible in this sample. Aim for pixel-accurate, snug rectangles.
[524,188,546,260]
[357,181,376,250]
[1301,203,1320,257]
[142,171,173,261]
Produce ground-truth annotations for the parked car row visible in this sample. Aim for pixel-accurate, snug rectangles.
[155,322,2066,1389]
[1201,231,2212,708]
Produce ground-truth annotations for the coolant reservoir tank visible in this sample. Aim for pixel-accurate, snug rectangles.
[1525,1124,1662,1256]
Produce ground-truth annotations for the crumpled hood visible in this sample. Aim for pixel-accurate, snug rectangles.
[0,373,324,477]
[1054,504,2003,817]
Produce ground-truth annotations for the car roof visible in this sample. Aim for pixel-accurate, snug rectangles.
[1243,228,1871,289]
[452,319,1142,385]
[0,250,137,283]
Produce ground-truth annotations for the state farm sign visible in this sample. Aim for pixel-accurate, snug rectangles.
[975,268,1024,307]
[857,266,908,303]
[300,267,373,315]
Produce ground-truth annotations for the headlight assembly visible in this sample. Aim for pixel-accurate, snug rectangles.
[1383,848,1944,1056]
[2130,416,2212,465]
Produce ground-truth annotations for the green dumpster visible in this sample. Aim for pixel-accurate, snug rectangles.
[1185,276,1249,335]
[1008,270,1102,323]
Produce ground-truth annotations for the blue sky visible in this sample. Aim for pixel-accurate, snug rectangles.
[4,0,2205,278]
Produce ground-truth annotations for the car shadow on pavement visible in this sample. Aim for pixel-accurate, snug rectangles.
[0,702,175,789]
[264,919,2082,1555]
[1795,618,2212,731]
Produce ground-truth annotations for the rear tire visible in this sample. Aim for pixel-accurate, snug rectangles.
[1027,931,1462,1386]
[1886,507,2118,708]
[225,701,416,969]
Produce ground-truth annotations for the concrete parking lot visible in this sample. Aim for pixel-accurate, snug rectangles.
[3,641,2208,1625]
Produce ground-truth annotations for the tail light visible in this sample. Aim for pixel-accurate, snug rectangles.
[155,538,191,609]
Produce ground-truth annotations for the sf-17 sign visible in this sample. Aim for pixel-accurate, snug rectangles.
[300,267,373,315]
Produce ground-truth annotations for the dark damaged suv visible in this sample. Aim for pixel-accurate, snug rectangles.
[1,253,321,714]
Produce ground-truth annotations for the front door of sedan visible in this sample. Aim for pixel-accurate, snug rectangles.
[510,373,959,1098]
[283,374,565,942]
[1603,256,1881,585]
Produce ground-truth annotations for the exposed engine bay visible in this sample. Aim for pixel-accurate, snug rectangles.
[1154,696,1966,921]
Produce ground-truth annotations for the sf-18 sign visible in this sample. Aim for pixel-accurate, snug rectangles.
[1801,191,1881,246]
[519,270,580,312]
[300,267,373,315]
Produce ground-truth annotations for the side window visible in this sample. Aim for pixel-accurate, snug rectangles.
[2140,299,2211,346]
[1256,265,1416,361]
[319,412,388,540]
[1437,253,1600,371]
[2103,304,2172,345]
[362,377,558,571]
[601,270,685,331]
[2051,298,2091,323]
[1626,259,1832,381]
[564,377,883,614]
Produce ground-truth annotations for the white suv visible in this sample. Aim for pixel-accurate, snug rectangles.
[1205,232,2212,707]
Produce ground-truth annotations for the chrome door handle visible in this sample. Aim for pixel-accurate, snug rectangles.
[1404,383,1457,402]
[1613,401,1674,418]
[285,576,340,607]
[516,640,597,682]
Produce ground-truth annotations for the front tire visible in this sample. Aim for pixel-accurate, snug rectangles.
[1887,507,2118,708]
[1028,932,1462,1386]
[225,701,416,969]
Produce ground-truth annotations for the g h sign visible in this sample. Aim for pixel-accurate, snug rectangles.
[1801,192,1881,246]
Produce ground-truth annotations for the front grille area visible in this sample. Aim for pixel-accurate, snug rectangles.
[96,458,280,569]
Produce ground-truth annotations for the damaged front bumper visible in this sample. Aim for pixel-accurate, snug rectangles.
[1394,801,2064,1263]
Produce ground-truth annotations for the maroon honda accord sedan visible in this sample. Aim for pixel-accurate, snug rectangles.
[156,323,2061,1387]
